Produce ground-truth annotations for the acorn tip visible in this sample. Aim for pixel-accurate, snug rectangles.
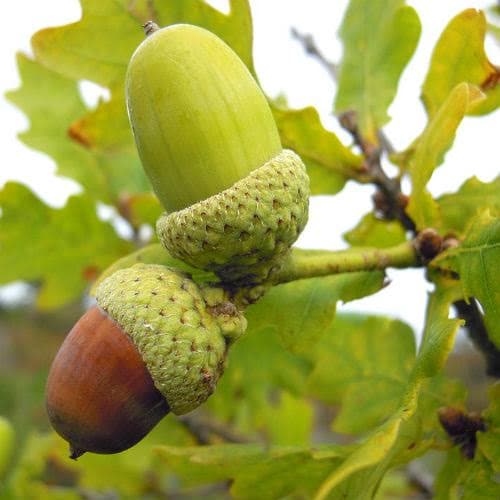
[143,21,160,37]
[69,444,86,460]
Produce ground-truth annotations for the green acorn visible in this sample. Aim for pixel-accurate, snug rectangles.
[126,23,309,286]
[46,264,246,457]
[0,417,14,478]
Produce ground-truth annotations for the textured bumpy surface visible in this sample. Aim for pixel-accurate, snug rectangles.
[95,264,246,415]
[157,149,309,285]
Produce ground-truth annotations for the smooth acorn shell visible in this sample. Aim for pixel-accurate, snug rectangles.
[0,416,14,476]
[46,306,170,458]
[126,23,282,213]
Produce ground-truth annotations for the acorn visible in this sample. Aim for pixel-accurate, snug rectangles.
[46,264,246,458]
[0,416,14,476]
[126,23,310,286]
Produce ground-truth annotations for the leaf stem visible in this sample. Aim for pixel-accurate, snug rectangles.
[275,242,419,284]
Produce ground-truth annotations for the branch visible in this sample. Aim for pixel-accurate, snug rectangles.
[291,28,416,233]
[338,111,416,233]
[178,413,253,444]
[454,299,500,378]
[406,463,433,498]
[275,242,419,284]
[290,28,338,80]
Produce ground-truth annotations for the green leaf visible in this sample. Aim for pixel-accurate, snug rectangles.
[116,192,163,230]
[4,420,193,499]
[272,106,363,194]
[489,22,500,41]
[434,448,465,500]
[462,455,500,499]
[434,448,500,500]
[154,0,254,74]
[344,213,407,248]
[246,269,384,353]
[6,54,151,203]
[306,314,416,433]
[208,271,383,436]
[67,87,133,152]
[433,210,500,347]
[77,417,193,494]
[438,176,500,236]
[155,444,343,499]
[315,418,404,499]
[32,0,254,85]
[31,0,143,87]
[0,182,131,309]
[163,282,463,500]
[6,54,109,200]
[478,383,500,472]
[407,83,485,229]
[207,321,311,433]
[422,9,500,118]
[259,392,313,446]
[314,276,463,498]
[375,470,418,499]
[335,0,421,144]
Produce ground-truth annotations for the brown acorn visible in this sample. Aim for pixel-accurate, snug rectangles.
[46,306,170,459]
[46,264,247,459]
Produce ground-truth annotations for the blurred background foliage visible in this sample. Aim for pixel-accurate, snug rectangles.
[1,0,499,498]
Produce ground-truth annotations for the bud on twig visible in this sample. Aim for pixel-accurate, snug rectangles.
[415,228,443,262]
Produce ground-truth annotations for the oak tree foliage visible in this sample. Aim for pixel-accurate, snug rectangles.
[1,1,499,498]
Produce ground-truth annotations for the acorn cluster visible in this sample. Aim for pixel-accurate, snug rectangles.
[46,22,309,457]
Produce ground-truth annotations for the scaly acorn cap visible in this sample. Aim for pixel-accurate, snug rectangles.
[126,23,309,286]
[95,263,247,415]
[157,149,309,285]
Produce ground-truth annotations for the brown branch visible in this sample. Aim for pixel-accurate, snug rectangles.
[406,463,433,498]
[292,29,499,369]
[339,111,416,233]
[291,28,416,233]
[291,28,338,80]
[291,28,395,156]
[178,413,253,444]
[454,299,500,378]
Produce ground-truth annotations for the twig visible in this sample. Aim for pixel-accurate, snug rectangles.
[407,463,433,498]
[338,111,416,233]
[275,242,419,284]
[454,299,500,378]
[291,28,416,233]
[178,414,253,444]
[291,28,338,80]
[291,28,395,155]
[377,129,395,155]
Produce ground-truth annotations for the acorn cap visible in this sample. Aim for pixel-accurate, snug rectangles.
[95,264,247,414]
[157,149,309,285]
[126,23,282,213]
